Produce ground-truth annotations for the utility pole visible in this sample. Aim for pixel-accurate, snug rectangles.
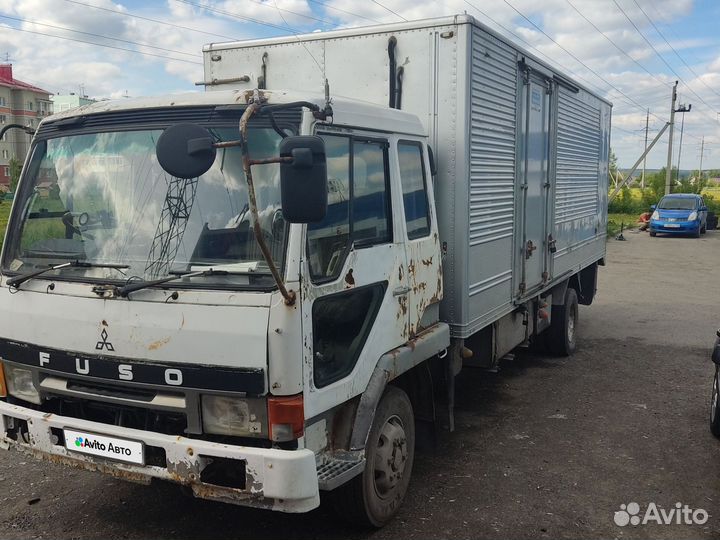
[665,81,678,195]
[699,136,705,182]
[676,106,688,184]
[642,108,649,189]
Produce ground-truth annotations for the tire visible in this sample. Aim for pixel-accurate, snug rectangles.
[711,366,720,438]
[694,227,701,238]
[332,386,415,528]
[548,287,578,356]
[701,224,707,234]
[649,231,657,237]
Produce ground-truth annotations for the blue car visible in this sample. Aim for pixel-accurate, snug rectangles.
[649,193,707,238]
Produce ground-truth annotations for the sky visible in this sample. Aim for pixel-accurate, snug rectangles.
[1,0,720,170]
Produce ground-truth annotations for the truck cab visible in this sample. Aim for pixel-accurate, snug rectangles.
[0,89,447,524]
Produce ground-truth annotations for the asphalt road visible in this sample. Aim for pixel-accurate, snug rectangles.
[2,229,720,539]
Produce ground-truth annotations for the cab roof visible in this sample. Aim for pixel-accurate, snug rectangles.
[40,89,426,137]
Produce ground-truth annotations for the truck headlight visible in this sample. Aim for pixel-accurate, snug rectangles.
[651,210,660,220]
[201,395,267,437]
[4,364,41,405]
[688,211,698,221]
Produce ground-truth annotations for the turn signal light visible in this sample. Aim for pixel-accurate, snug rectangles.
[267,394,304,442]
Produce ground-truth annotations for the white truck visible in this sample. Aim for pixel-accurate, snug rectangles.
[0,15,609,527]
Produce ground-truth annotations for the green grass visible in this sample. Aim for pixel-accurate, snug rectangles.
[608,213,639,237]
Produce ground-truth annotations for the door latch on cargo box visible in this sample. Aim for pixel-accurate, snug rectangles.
[525,240,537,259]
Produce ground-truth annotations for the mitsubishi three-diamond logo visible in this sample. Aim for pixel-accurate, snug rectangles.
[95,328,115,351]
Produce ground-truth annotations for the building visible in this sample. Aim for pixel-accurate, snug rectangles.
[0,64,53,187]
[51,93,96,113]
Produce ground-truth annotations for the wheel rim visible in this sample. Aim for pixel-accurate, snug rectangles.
[712,370,719,423]
[567,305,577,345]
[373,415,408,498]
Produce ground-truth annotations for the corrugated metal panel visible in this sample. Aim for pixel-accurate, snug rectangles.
[468,31,516,246]
[555,88,600,224]
[462,27,517,337]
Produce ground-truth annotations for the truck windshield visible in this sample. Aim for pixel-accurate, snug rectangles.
[3,126,288,289]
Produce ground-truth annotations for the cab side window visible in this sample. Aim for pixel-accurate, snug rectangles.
[307,135,391,281]
[397,141,430,239]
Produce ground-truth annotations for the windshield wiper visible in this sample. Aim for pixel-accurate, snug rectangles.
[115,269,231,297]
[6,261,130,289]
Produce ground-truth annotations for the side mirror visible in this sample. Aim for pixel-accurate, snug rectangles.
[650,204,657,211]
[156,124,216,179]
[280,136,327,223]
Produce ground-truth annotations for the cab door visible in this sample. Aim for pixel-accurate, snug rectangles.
[300,131,409,419]
[395,138,442,337]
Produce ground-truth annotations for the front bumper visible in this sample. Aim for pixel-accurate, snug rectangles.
[650,220,700,234]
[0,400,319,513]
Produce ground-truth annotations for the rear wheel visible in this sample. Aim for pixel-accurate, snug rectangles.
[333,386,415,528]
[711,366,720,438]
[547,288,578,356]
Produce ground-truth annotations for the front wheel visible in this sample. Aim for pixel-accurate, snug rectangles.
[711,366,720,438]
[547,287,579,356]
[649,231,657,237]
[333,386,415,528]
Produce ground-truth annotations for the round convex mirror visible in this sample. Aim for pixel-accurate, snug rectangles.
[156,123,217,179]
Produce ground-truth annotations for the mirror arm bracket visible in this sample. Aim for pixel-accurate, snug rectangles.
[239,102,297,306]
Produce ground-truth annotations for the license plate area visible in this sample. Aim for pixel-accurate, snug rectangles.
[664,223,680,228]
[64,428,144,465]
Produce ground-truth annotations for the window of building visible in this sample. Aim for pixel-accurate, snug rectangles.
[0,114,5,124]
[2,150,8,160]
[0,97,5,107]
[398,141,431,239]
[27,101,33,111]
[3,166,9,177]
[307,134,392,281]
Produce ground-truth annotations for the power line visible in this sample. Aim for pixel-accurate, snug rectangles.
[498,0,669,124]
[0,15,199,58]
[307,0,382,23]
[565,0,669,88]
[460,1,628,108]
[631,0,720,102]
[243,0,335,26]
[172,0,298,33]
[611,0,719,122]
[369,0,408,22]
[61,0,240,41]
[0,24,202,65]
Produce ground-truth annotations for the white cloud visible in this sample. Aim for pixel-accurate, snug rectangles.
[0,0,717,167]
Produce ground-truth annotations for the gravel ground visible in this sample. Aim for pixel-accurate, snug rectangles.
[1,229,719,539]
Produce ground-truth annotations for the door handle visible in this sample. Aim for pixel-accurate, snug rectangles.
[393,286,410,297]
[525,240,537,259]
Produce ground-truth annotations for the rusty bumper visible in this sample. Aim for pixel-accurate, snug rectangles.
[0,401,319,513]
